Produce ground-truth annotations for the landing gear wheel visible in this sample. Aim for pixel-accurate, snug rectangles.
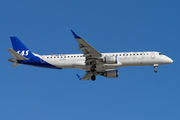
[91,75,96,81]
[90,66,96,72]
[93,64,96,68]
[154,64,158,73]
[90,68,95,72]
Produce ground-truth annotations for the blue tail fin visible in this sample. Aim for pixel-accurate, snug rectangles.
[10,37,35,58]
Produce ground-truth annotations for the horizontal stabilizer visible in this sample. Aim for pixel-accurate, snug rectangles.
[12,62,20,67]
[7,48,27,60]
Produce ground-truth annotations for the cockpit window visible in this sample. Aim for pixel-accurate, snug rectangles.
[159,53,163,55]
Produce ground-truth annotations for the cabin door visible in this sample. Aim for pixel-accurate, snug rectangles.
[151,52,155,59]
[40,56,45,63]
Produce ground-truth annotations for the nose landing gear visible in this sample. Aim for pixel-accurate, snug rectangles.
[154,64,158,73]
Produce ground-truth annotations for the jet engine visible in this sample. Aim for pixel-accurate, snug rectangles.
[103,56,118,64]
[101,70,119,78]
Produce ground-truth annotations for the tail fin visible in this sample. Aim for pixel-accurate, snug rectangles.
[10,37,35,58]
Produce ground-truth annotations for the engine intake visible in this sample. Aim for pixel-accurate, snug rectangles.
[103,56,118,64]
[101,70,119,78]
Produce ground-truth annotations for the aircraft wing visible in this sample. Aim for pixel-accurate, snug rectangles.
[71,30,102,59]
[77,71,100,80]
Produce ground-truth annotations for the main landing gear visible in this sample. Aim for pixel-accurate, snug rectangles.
[90,64,96,81]
[154,64,158,73]
[90,64,96,72]
[91,75,96,81]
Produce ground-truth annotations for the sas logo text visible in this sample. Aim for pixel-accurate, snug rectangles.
[17,50,29,56]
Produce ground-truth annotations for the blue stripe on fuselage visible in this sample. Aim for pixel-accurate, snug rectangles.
[17,56,62,69]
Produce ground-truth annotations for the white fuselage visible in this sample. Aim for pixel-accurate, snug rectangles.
[38,51,173,71]
[8,34,173,80]
[8,33,173,81]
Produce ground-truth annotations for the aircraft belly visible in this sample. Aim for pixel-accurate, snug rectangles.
[73,61,88,70]
[45,60,74,69]
[120,59,157,67]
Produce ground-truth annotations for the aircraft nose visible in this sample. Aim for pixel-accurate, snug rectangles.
[168,57,173,63]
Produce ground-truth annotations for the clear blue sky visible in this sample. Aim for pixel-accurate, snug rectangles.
[1,0,180,120]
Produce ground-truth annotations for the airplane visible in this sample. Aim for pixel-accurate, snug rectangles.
[8,30,173,81]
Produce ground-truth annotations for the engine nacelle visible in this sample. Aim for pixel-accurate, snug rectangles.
[103,56,118,64]
[101,70,119,78]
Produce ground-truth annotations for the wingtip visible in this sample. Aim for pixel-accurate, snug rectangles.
[71,30,81,38]
[76,74,82,80]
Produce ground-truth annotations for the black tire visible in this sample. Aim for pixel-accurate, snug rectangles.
[154,69,157,73]
[91,75,96,81]
[93,64,96,68]
[90,66,95,72]
[91,69,95,72]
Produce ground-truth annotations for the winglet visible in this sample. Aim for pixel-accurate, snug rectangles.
[76,74,82,80]
[71,30,81,38]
